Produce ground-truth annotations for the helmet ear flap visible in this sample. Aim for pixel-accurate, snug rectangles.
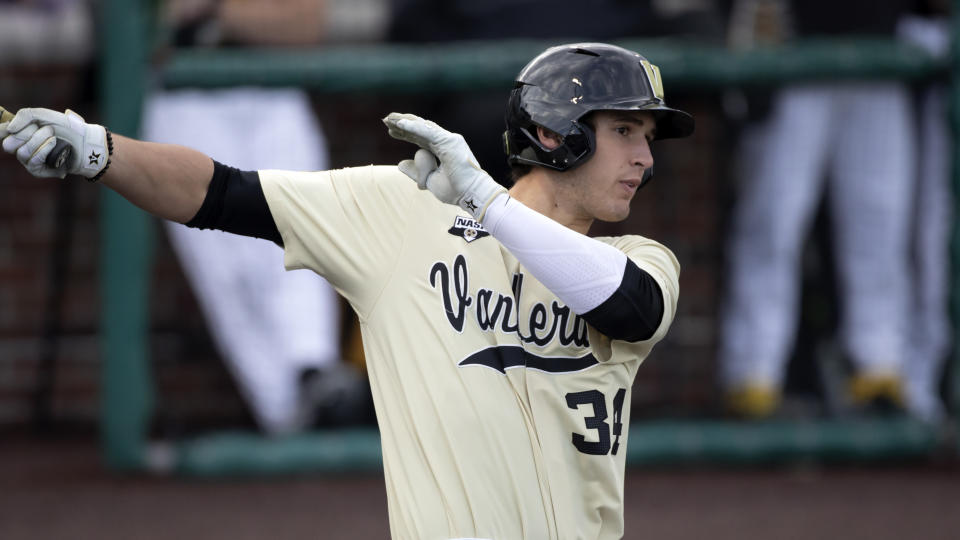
[562,119,596,168]
[505,120,596,171]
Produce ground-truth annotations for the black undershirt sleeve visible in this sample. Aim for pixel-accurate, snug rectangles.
[581,259,664,343]
[184,160,283,246]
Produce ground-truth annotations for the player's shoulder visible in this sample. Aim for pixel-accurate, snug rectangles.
[593,234,680,273]
[592,233,670,253]
[259,164,425,200]
[258,164,408,187]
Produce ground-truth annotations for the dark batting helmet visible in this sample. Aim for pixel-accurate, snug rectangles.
[503,42,694,175]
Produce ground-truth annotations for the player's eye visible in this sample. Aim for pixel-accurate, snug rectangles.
[615,126,630,136]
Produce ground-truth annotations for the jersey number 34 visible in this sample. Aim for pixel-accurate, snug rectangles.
[566,388,627,456]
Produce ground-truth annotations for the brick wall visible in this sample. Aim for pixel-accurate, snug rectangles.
[0,86,731,433]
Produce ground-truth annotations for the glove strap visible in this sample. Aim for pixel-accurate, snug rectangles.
[87,130,113,183]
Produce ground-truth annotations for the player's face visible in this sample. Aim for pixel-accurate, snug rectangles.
[560,111,656,223]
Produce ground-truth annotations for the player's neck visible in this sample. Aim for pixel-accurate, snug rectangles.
[508,171,594,235]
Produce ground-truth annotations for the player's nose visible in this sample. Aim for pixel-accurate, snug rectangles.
[631,139,653,169]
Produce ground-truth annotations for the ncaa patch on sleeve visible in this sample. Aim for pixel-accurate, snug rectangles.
[448,215,490,243]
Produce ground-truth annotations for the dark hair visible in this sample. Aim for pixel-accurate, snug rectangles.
[507,163,531,186]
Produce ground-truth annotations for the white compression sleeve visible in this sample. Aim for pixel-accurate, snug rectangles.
[482,193,627,314]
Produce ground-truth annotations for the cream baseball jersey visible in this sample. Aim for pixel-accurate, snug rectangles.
[259,165,680,540]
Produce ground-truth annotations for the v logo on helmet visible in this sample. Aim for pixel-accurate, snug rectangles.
[639,60,665,101]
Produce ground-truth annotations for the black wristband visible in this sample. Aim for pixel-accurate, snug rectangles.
[87,130,113,183]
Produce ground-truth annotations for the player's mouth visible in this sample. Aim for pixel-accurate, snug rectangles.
[619,179,641,195]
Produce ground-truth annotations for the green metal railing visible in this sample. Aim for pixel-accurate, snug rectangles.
[99,0,958,474]
[166,418,939,477]
[160,37,943,91]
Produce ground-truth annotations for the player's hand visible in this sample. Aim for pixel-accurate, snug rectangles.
[383,112,506,219]
[1,108,108,179]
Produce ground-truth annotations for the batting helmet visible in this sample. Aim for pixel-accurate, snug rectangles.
[503,42,694,174]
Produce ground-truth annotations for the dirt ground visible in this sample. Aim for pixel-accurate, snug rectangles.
[2,436,959,540]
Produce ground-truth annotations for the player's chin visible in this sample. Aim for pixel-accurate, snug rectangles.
[595,204,632,223]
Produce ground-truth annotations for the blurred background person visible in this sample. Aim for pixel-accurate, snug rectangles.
[719,0,917,419]
[0,0,91,65]
[897,0,952,424]
[142,0,371,436]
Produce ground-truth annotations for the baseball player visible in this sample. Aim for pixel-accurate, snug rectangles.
[720,0,916,417]
[0,43,692,539]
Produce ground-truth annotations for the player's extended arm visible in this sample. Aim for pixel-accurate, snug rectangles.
[102,135,213,223]
[384,113,664,342]
[1,107,213,223]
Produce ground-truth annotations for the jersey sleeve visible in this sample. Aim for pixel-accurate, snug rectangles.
[258,165,416,317]
[587,235,680,365]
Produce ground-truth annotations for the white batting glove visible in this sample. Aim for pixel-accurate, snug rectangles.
[384,112,506,219]
[1,108,108,179]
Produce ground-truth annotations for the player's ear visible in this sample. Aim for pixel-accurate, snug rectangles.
[536,126,563,150]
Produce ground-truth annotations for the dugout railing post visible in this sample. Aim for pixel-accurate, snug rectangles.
[100,0,154,471]
[98,0,958,473]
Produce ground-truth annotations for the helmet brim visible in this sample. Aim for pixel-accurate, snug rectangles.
[587,100,695,140]
[650,107,695,140]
